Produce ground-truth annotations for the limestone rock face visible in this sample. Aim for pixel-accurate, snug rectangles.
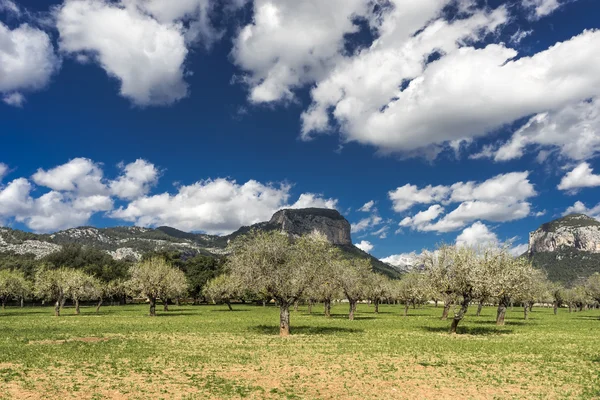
[268,208,352,245]
[529,214,600,254]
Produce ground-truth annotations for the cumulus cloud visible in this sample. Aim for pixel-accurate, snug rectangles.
[557,162,600,192]
[395,172,536,232]
[0,0,21,16]
[110,178,338,235]
[455,221,498,247]
[56,0,190,106]
[564,201,600,220]
[0,21,60,104]
[389,184,450,213]
[289,193,338,210]
[109,159,159,200]
[32,157,107,195]
[477,99,600,163]
[522,0,562,18]
[355,240,373,253]
[509,243,529,256]
[231,0,371,103]
[380,252,419,269]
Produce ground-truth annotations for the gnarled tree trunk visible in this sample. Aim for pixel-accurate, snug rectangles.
[149,297,157,316]
[553,302,558,315]
[96,298,103,313]
[324,299,331,318]
[450,295,471,334]
[523,302,530,320]
[404,303,409,317]
[441,302,451,320]
[226,300,233,311]
[348,300,357,321]
[374,299,379,314]
[496,297,508,326]
[476,301,484,317]
[54,296,62,317]
[280,303,291,336]
[163,298,169,312]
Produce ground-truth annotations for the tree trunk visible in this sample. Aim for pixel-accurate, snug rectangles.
[20,297,24,308]
[374,299,379,314]
[75,299,80,315]
[96,298,103,313]
[149,297,157,316]
[434,300,438,308]
[523,302,529,320]
[175,298,180,306]
[226,300,233,311]
[293,301,299,312]
[568,304,572,313]
[553,302,558,315]
[496,300,508,326]
[163,298,169,312]
[441,302,451,320]
[529,303,534,312]
[324,299,331,318]
[404,303,409,317]
[1,297,5,310]
[60,297,66,311]
[349,300,356,321]
[54,296,62,317]
[450,295,471,334]
[279,303,291,336]
[307,300,313,314]
[476,301,484,317]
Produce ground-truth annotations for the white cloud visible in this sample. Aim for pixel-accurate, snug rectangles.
[380,252,419,269]
[109,159,159,200]
[56,0,189,106]
[0,163,8,182]
[32,158,107,196]
[481,99,600,163]
[509,243,529,256]
[0,0,21,16]
[358,200,375,213]
[289,193,338,210]
[231,0,370,103]
[0,22,60,102]
[522,0,562,18]
[389,184,450,213]
[564,201,600,220]
[110,178,338,235]
[351,214,382,233]
[557,162,600,191]
[355,240,373,253]
[396,172,536,232]
[455,221,498,247]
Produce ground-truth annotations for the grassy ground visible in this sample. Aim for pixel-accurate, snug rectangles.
[0,303,599,399]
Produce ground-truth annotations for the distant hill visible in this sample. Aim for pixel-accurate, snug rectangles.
[0,208,400,278]
[527,213,600,285]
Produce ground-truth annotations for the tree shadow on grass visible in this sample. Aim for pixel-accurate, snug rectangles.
[249,325,364,336]
[307,314,376,321]
[421,325,513,335]
[210,309,250,312]
[574,315,600,320]
[472,319,527,326]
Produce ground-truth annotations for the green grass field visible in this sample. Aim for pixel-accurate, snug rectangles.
[1,303,599,399]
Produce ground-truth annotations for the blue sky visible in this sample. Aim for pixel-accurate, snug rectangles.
[1,0,600,265]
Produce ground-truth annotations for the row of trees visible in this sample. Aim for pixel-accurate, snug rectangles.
[3,231,600,336]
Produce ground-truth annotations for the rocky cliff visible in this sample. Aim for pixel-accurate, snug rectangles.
[529,214,600,254]
[528,214,600,284]
[267,208,352,245]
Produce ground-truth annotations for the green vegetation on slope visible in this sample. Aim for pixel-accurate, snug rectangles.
[530,248,600,286]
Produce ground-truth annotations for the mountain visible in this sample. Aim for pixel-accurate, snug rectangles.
[0,208,399,278]
[528,213,600,285]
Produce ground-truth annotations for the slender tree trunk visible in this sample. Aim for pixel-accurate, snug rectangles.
[75,299,80,315]
[450,295,471,334]
[175,298,180,306]
[226,300,233,311]
[476,301,484,317]
[523,302,529,320]
[374,299,379,314]
[404,303,409,317]
[262,300,266,307]
[568,304,572,313]
[553,302,558,315]
[349,300,356,321]
[54,296,62,317]
[149,297,157,316]
[434,300,438,308]
[441,302,451,320]
[96,298,103,313]
[280,303,291,336]
[1,297,5,310]
[307,300,313,314]
[496,299,508,326]
[60,297,66,311]
[163,298,169,312]
[293,301,299,312]
[529,303,534,312]
[324,299,331,318]
[20,297,24,308]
